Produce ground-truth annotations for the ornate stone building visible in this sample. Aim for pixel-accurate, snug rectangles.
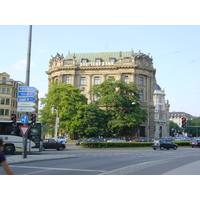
[0,72,23,120]
[153,82,170,138]
[46,51,156,139]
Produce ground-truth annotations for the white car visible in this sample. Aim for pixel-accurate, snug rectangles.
[52,136,66,143]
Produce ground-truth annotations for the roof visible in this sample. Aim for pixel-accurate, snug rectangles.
[154,83,162,90]
[65,51,148,65]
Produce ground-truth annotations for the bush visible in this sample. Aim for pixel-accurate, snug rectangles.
[81,141,191,148]
[81,142,153,148]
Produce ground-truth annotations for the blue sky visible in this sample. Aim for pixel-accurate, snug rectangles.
[0,25,200,116]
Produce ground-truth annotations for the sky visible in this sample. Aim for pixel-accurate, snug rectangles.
[0,25,200,116]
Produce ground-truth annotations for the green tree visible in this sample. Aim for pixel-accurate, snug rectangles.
[169,120,182,136]
[80,102,110,138]
[39,82,87,138]
[89,78,147,137]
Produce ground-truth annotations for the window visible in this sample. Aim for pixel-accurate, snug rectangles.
[81,59,88,64]
[80,77,86,85]
[6,99,10,105]
[5,109,9,116]
[1,88,6,93]
[139,77,144,86]
[110,58,115,63]
[0,109,4,115]
[1,98,5,105]
[2,77,6,83]
[95,58,102,63]
[124,76,129,83]
[66,77,70,84]
[6,88,10,94]
[139,91,143,101]
[94,77,100,85]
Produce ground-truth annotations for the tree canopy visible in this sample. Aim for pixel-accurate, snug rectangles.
[39,82,87,138]
[89,78,147,137]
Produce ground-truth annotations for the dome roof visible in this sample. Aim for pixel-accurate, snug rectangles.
[154,83,161,90]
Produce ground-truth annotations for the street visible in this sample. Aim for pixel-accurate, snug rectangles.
[2,147,200,175]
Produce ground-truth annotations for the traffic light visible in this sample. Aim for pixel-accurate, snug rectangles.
[11,114,17,127]
[30,114,36,127]
[181,117,187,129]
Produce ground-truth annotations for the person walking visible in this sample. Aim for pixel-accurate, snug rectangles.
[0,138,14,175]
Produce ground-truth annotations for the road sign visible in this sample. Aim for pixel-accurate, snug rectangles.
[17,86,38,112]
[18,97,37,102]
[18,86,37,92]
[17,107,36,112]
[21,115,29,124]
[19,126,30,137]
[18,92,37,97]
[18,102,36,107]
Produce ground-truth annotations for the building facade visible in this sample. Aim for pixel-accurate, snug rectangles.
[0,72,23,120]
[46,51,156,139]
[153,82,170,138]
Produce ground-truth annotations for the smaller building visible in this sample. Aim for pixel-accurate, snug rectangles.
[0,72,23,120]
[153,82,170,138]
[169,112,194,127]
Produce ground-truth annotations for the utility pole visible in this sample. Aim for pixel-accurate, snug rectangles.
[22,25,32,159]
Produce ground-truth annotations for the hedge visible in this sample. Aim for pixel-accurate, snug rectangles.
[81,141,191,148]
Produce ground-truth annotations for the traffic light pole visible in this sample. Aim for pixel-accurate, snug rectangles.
[22,25,32,159]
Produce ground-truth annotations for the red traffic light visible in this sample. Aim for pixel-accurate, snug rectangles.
[11,114,16,118]
[31,114,36,118]
[181,117,186,121]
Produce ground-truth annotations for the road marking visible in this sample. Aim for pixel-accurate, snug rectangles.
[11,165,107,173]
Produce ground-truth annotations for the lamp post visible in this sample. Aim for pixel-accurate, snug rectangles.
[51,107,58,140]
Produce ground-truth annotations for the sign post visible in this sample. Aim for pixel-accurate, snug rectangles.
[17,86,38,159]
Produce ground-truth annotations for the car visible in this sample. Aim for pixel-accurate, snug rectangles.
[43,138,66,151]
[106,138,126,142]
[76,138,104,146]
[190,140,200,148]
[52,136,66,143]
[152,140,178,150]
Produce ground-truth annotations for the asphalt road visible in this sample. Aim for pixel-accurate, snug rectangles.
[2,147,200,175]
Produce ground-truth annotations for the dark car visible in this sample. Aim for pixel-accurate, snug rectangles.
[190,140,200,148]
[76,138,104,146]
[152,140,178,150]
[43,138,66,150]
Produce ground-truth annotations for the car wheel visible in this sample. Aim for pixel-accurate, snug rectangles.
[192,146,194,148]
[160,146,164,150]
[167,148,169,150]
[173,146,177,150]
[153,148,156,150]
[4,144,15,154]
[57,146,64,151]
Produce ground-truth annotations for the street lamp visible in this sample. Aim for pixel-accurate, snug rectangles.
[51,107,59,140]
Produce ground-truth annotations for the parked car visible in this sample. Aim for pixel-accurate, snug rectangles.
[136,138,152,142]
[52,136,66,143]
[43,138,66,150]
[190,140,200,148]
[106,138,126,142]
[152,140,178,150]
[76,138,104,146]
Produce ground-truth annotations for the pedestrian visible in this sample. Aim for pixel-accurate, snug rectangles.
[0,138,14,175]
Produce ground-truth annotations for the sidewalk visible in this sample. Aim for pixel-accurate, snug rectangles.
[6,143,80,165]
[6,152,78,165]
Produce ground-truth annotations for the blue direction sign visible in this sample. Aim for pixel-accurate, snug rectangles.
[18,97,37,102]
[21,115,29,124]
[18,86,37,92]
[18,92,37,97]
